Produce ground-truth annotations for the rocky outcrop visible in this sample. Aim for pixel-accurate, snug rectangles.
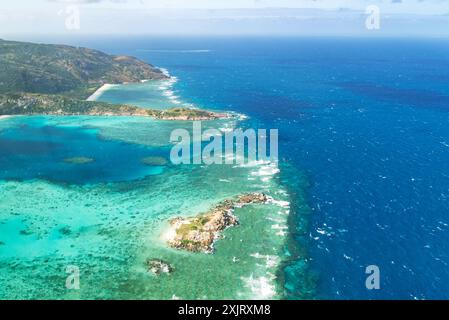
[147,259,174,275]
[237,193,268,205]
[149,108,229,121]
[167,193,268,253]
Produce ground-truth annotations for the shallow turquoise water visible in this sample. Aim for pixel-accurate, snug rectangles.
[0,83,292,299]
[95,80,185,110]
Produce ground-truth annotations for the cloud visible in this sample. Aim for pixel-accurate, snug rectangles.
[2,0,449,36]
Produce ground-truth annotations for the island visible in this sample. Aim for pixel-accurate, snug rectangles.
[0,93,227,120]
[0,39,227,121]
[166,193,269,253]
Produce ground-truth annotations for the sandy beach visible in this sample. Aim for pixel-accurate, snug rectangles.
[0,115,12,120]
[86,84,117,101]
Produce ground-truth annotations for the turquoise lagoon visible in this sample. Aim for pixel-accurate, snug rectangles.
[0,80,294,299]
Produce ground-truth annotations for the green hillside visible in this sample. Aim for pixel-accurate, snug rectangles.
[0,39,167,99]
[0,39,224,120]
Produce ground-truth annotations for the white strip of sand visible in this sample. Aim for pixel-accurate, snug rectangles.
[86,84,116,101]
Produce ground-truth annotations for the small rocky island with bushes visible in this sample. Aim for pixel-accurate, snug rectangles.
[166,193,269,253]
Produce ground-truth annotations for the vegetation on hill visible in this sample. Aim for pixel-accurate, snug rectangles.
[0,39,226,120]
[0,39,167,99]
[0,93,227,120]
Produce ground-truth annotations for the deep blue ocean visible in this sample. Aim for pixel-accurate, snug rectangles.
[17,36,449,299]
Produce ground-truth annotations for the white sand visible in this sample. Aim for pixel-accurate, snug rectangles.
[159,220,182,243]
[0,115,12,120]
[86,84,117,101]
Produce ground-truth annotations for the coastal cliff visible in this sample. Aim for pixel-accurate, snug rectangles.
[166,193,269,253]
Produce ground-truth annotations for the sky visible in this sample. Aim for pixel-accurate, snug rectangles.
[1,0,449,36]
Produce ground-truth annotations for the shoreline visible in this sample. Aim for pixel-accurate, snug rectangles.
[86,84,118,101]
[0,115,12,121]
[84,77,231,121]
[165,193,269,253]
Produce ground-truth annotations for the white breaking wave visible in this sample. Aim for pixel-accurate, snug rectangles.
[220,127,234,133]
[269,199,290,208]
[242,253,280,298]
[271,224,288,231]
[235,159,271,169]
[251,164,280,177]
[277,209,290,216]
[159,68,171,78]
[241,274,276,300]
[157,68,195,107]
